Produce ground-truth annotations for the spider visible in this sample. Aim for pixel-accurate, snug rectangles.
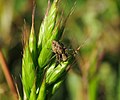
[52,40,68,63]
[51,40,83,66]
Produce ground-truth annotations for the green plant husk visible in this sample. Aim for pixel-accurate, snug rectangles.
[21,0,74,100]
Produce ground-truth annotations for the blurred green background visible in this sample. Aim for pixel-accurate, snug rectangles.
[0,0,120,100]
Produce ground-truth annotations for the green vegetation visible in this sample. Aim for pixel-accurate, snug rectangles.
[0,0,120,100]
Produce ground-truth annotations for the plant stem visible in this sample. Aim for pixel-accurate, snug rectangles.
[0,48,18,100]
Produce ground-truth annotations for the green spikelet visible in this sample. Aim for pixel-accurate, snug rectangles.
[22,43,35,99]
[37,78,46,100]
[38,0,60,68]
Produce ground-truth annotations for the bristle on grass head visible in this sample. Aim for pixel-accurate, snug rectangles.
[22,20,30,48]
